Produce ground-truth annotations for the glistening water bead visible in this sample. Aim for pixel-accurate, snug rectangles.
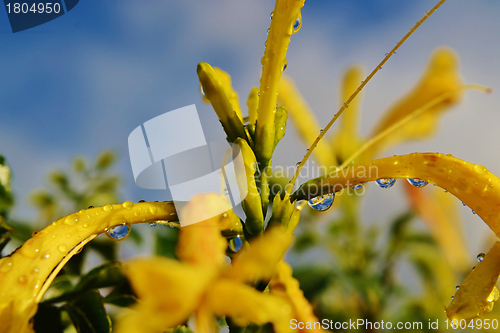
[308,193,334,211]
[352,184,363,190]
[407,178,428,188]
[228,236,243,253]
[477,253,486,262]
[292,13,302,33]
[376,178,396,189]
[105,224,132,241]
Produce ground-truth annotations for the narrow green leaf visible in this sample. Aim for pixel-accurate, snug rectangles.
[65,289,111,333]
[33,303,64,333]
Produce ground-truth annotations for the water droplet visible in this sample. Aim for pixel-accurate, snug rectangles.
[451,296,455,300]
[308,193,335,212]
[58,244,68,253]
[376,178,396,189]
[472,209,476,215]
[105,224,132,241]
[122,201,134,210]
[64,215,79,225]
[149,206,158,214]
[462,202,466,206]
[228,236,243,253]
[267,28,270,34]
[472,266,476,271]
[296,161,301,167]
[282,58,288,72]
[103,205,113,212]
[456,286,460,291]
[88,205,94,209]
[474,164,488,174]
[42,252,50,260]
[292,12,302,33]
[83,222,89,228]
[343,103,349,108]
[385,53,389,57]
[451,323,458,329]
[18,275,27,285]
[407,178,428,188]
[352,184,363,190]
[0,258,13,273]
[477,253,486,262]
[149,222,157,228]
[138,200,146,203]
[270,11,273,20]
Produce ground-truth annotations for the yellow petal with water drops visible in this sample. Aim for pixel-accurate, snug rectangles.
[292,153,500,238]
[202,278,293,333]
[118,257,218,332]
[176,193,230,268]
[228,227,292,283]
[270,261,322,332]
[405,182,470,272]
[278,76,336,167]
[255,0,305,164]
[0,201,178,333]
[445,242,500,322]
[213,67,243,122]
[197,63,246,142]
[369,47,463,156]
[331,65,364,164]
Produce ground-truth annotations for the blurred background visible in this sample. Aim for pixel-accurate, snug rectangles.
[1,0,499,257]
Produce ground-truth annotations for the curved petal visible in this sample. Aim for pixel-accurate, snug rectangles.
[278,76,336,167]
[212,67,243,121]
[445,242,500,321]
[203,279,293,333]
[0,201,177,332]
[117,257,218,331]
[369,47,463,156]
[292,153,500,237]
[270,261,322,333]
[228,227,292,283]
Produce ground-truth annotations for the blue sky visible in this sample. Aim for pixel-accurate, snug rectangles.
[1,0,500,254]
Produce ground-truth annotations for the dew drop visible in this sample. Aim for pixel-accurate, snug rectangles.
[472,266,476,271]
[122,201,134,210]
[451,296,454,300]
[228,236,243,253]
[477,253,486,262]
[103,205,113,212]
[149,206,158,214]
[58,244,68,253]
[456,285,460,291]
[105,224,132,241]
[472,209,476,215]
[292,12,302,33]
[138,200,146,203]
[88,205,94,209]
[407,178,428,188]
[0,258,13,273]
[42,252,50,260]
[343,103,349,108]
[282,58,288,72]
[149,222,157,228]
[352,184,363,190]
[18,275,28,285]
[270,11,273,20]
[308,193,334,212]
[83,222,89,228]
[64,215,79,225]
[385,53,389,57]
[376,178,396,189]
[462,202,466,206]
[474,164,487,175]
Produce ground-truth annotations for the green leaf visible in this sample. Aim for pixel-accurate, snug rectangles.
[95,151,116,170]
[33,303,64,333]
[293,266,333,300]
[65,290,111,333]
[75,262,126,292]
[154,226,179,258]
[104,281,137,307]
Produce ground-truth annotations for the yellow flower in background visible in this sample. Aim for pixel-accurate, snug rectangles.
[116,193,311,333]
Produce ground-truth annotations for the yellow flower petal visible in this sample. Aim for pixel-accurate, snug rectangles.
[213,67,243,122]
[331,66,364,163]
[197,62,246,142]
[445,242,500,321]
[369,47,463,155]
[119,257,218,331]
[292,153,500,238]
[0,201,177,332]
[278,75,336,168]
[202,278,293,333]
[176,193,230,267]
[270,261,321,332]
[255,0,305,164]
[228,227,292,283]
[405,182,470,272]
[247,87,259,126]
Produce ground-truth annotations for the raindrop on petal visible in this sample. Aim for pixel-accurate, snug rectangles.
[282,58,288,72]
[105,224,132,241]
[376,178,396,189]
[308,193,334,212]
[292,12,302,33]
[407,178,428,188]
[228,236,243,253]
[352,184,363,190]
[456,285,460,291]
[477,253,486,262]
[270,11,273,20]
[149,222,157,228]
